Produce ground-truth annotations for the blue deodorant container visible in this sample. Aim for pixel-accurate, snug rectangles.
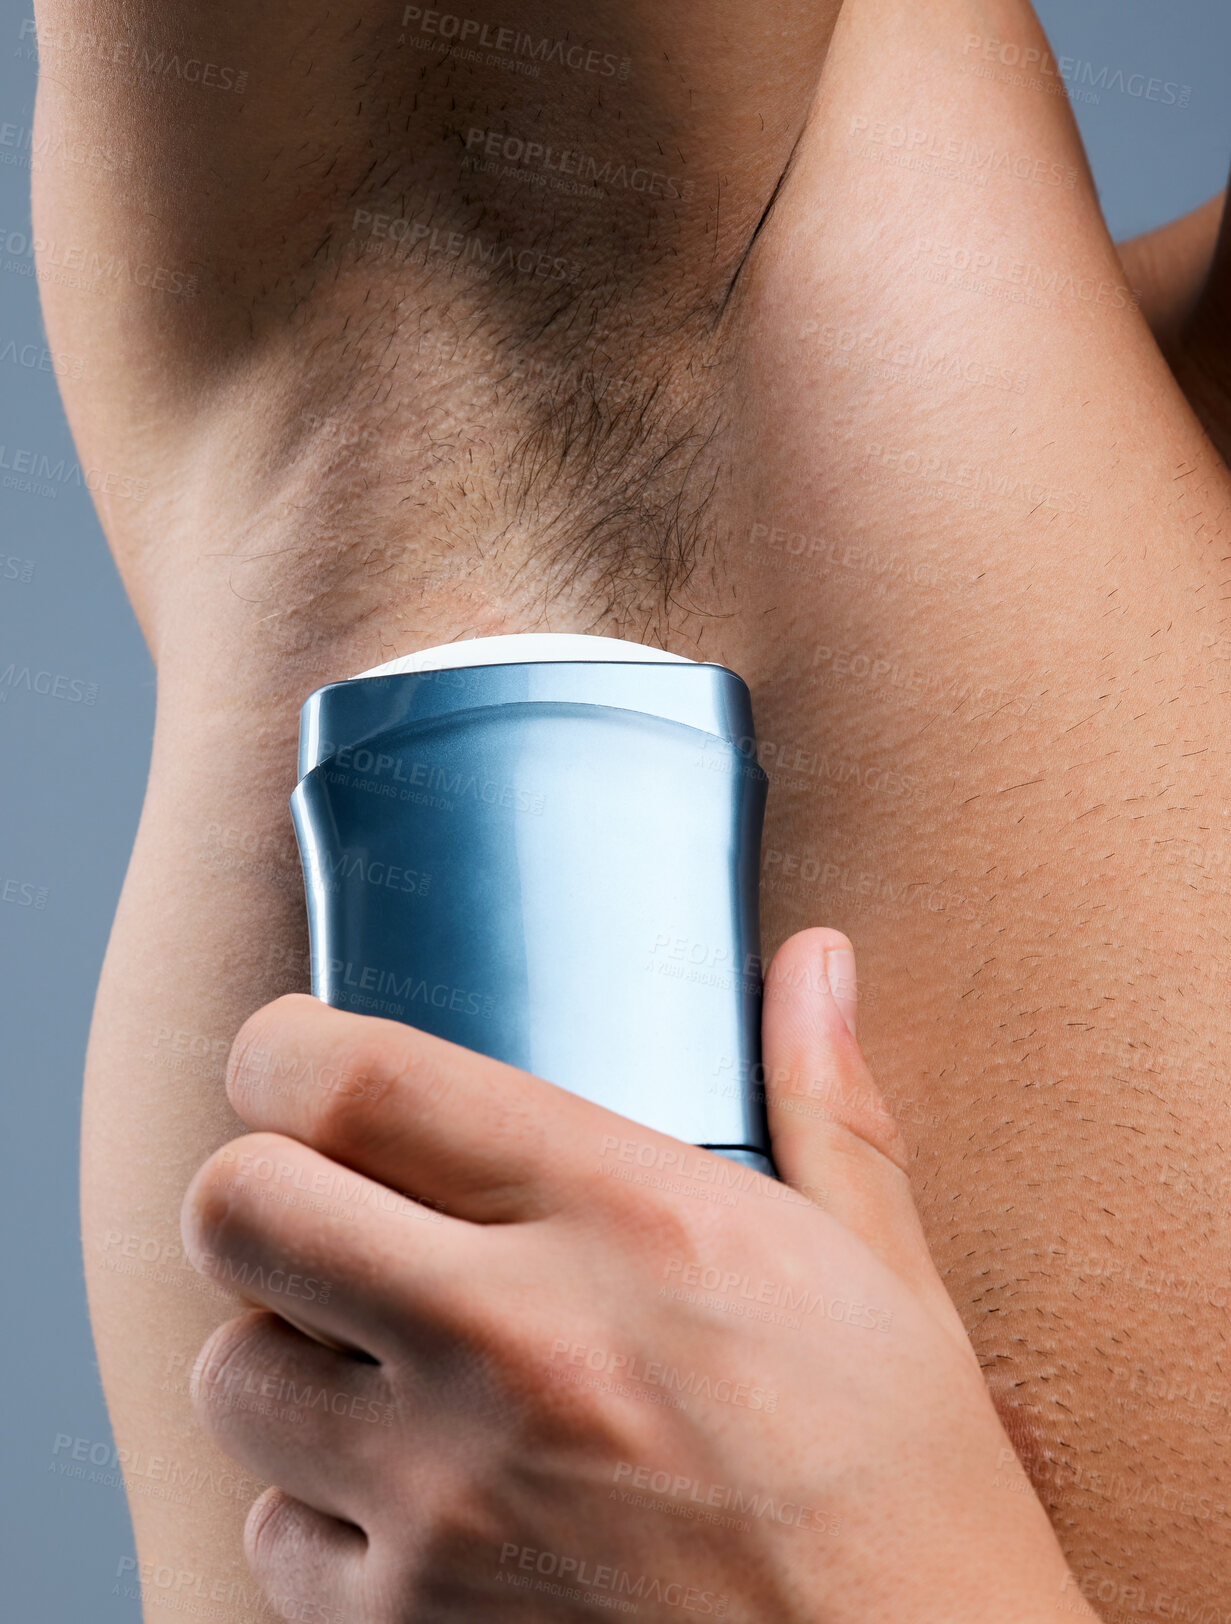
[290,634,774,1177]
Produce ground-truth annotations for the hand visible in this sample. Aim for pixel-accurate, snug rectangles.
[182,929,1094,1624]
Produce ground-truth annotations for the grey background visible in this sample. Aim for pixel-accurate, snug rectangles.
[2,1,1230,1617]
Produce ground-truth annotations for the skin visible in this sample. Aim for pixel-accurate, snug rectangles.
[27,0,1231,1616]
[183,931,1097,1621]
[1118,195,1225,352]
[1122,189,1231,464]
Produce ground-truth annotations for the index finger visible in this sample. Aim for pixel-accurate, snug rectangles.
[225,995,732,1224]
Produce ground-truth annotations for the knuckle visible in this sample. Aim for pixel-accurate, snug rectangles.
[655,1191,732,1272]
[181,1145,242,1270]
[828,1110,911,1179]
[191,1310,275,1421]
[516,1321,663,1459]
[182,1132,292,1273]
[620,1165,732,1261]
[225,994,317,1115]
[244,1487,294,1580]
[309,1034,396,1157]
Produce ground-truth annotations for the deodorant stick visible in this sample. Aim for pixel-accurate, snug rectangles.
[290,633,773,1176]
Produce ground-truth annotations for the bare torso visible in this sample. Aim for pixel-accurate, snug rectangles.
[34,0,1231,1615]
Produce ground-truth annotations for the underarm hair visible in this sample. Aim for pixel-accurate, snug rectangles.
[500,356,726,625]
[274,248,732,634]
[242,108,739,634]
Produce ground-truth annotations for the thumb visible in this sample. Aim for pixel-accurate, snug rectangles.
[761,929,965,1334]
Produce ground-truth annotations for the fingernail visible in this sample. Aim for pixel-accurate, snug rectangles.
[825,946,857,1037]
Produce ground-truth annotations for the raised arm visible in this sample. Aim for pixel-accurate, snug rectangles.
[35,4,848,1617]
[38,0,1231,1617]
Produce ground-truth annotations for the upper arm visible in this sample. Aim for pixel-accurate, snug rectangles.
[1116,191,1225,351]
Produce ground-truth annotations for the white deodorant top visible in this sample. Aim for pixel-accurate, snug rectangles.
[355,633,694,680]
